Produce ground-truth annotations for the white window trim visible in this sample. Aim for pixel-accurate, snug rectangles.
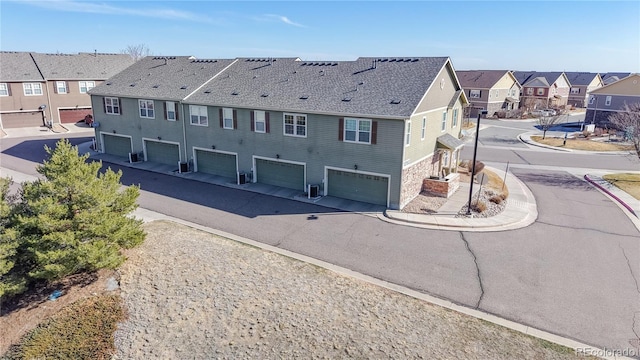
[421,117,426,140]
[283,112,307,138]
[605,96,612,106]
[254,110,266,133]
[589,96,595,105]
[56,81,67,94]
[452,108,459,128]
[79,81,95,94]
[441,111,447,132]
[23,83,43,96]
[166,101,177,121]
[343,118,372,144]
[138,99,155,119]
[537,88,545,96]
[469,89,481,98]
[405,120,411,146]
[223,108,234,129]
[104,97,120,115]
[190,105,208,126]
[0,83,8,96]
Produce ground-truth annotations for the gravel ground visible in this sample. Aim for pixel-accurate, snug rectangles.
[113,221,582,359]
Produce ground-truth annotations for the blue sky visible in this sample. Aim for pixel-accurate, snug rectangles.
[1,1,638,72]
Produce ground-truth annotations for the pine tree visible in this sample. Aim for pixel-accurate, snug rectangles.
[0,177,26,298]
[14,139,145,282]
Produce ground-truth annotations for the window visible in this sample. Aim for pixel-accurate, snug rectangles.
[56,81,67,94]
[526,88,534,95]
[537,88,545,95]
[570,87,580,94]
[494,90,499,98]
[139,99,155,118]
[254,110,266,133]
[190,105,208,126]
[589,96,595,105]
[405,120,411,146]
[469,89,481,98]
[222,108,234,129]
[284,113,306,137]
[23,83,43,96]
[344,118,371,144]
[0,83,8,96]
[441,111,447,131]
[79,81,95,93]
[605,96,612,106]
[510,89,516,97]
[421,117,426,140]
[452,108,459,127]
[104,97,120,115]
[165,101,177,121]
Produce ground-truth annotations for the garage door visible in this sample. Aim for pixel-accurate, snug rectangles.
[102,134,132,158]
[1,112,43,128]
[195,150,237,179]
[327,169,388,206]
[255,159,304,191]
[145,141,180,166]
[60,109,92,123]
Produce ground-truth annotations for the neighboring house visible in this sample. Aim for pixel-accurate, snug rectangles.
[601,72,632,85]
[514,71,571,110]
[564,72,603,108]
[0,51,133,129]
[456,70,521,118]
[89,56,469,209]
[585,73,640,127]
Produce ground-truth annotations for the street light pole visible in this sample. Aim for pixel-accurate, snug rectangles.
[466,110,485,215]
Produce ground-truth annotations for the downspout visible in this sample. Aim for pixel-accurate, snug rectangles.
[29,53,54,124]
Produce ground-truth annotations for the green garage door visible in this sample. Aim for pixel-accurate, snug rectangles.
[327,169,388,206]
[145,141,180,166]
[195,150,237,179]
[102,134,132,158]
[255,159,304,191]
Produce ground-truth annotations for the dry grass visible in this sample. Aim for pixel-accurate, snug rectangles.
[4,295,125,360]
[484,168,509,199]
[531,136,634,151]
[603,173,640,200]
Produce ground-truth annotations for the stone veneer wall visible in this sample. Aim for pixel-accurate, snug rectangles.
[422,173,460,198]
[399,154,439,209]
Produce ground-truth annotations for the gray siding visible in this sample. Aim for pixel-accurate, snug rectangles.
[184,106,406,208]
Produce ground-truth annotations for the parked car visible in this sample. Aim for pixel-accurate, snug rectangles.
[531,109,557,116]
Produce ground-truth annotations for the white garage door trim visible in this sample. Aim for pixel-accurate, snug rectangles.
[252,155,306,191]
[142,137,182,163]
[192,147,238,177]
[100,131,133,155]
[324,166,391,207]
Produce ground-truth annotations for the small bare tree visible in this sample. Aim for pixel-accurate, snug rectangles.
[608,102,640,158]
[121,44,150,61]
[537,112,568,139]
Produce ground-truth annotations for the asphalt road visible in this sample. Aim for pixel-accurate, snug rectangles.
[1,128,639,353]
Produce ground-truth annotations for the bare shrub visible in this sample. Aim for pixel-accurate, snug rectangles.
[489,195,503,204]
[471,200,487,212]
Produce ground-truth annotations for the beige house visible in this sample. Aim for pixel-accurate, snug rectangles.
[0,51,133,129]
[457,70,521,118]
[585,73,640,127]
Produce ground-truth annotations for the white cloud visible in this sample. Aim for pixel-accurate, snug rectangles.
[263,14,305,27]
[12,0,213,23]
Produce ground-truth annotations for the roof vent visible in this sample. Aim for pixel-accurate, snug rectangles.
[231,91,239,95]
[204,89,211,94]
[299,95,309,100]
[261,93,269,97]
[129,83,136,87]
[342,97,352,102]
[180,85,187,90]
[106,82,112,85]
[152,85,160,88]
[390,99,401,104]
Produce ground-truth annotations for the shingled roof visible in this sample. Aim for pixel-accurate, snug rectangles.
[514,71,564,87]
[187,57,451,118]
[30,52,134,80]
[89,56,237,101]
[564,72,600,86]
[0,51,44,82]
[456,70,513,89]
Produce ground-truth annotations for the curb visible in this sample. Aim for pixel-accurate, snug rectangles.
[518,132,634,156]
[518,133,572,152]
[584,174,637,218]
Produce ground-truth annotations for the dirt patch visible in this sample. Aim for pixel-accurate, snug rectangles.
[0,268,118,354]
